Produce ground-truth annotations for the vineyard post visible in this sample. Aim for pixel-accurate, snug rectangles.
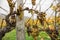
[16,0,25,40]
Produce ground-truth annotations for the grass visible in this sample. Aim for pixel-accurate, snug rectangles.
[2,29,60,40]
[2,29,16,40]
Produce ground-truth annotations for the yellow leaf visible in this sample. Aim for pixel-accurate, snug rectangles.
[32,0,36,5]
[51,6,57,11]
[19,12,24,20]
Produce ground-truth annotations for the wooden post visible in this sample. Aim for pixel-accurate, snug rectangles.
[16,0,25,40]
